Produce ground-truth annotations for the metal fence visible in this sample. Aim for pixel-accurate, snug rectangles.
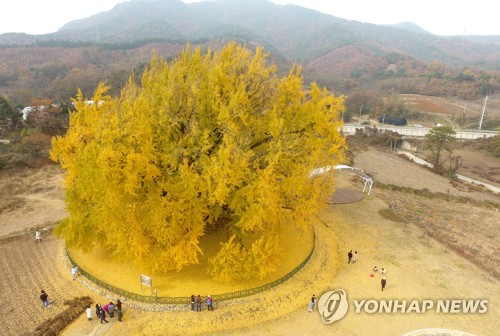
[67,232,315,305]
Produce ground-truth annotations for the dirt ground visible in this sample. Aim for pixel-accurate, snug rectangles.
[443,148,499,186]
[354,150,499,203]
[0,233,95,335]
[0,149,498,335]
[0,164,67,236]
[402,142,500,187]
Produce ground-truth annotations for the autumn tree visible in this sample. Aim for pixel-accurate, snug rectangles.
[345,90,383,121]
[425,126,456,172]
[26,103,69,136]
[50,43,346,281]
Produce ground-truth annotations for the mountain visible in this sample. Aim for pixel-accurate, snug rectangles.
[0,0,498,106]
[1,0,498,64]
[461,35,500,46]
[387,22,432,35]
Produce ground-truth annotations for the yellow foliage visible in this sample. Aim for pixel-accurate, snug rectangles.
[51,42,345,279]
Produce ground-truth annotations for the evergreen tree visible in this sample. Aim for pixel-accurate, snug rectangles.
[0,96,20,134]
[425,126,456,172]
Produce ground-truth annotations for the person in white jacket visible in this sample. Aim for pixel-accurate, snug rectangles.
[71,266,78,280]
[352,251,358,263]
[86,306,93,321]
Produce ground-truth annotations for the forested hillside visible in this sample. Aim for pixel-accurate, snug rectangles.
[0,0,498,107]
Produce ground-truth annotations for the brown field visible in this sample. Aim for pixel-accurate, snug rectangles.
[403,142,500,188]
[401,94,500,119]
[441,148,499,186]
[0,233,95,336]
[0,147,499,336]
[400,94,500,129]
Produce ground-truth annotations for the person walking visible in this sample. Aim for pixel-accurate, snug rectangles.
[35,230,41,243]
[95,304,101,319]
[108,302,115,318]
[348,250,353,264]
[71,266,78,280]
[196,295,202,312]
[381,277,387,291]
[116,299,122,311]
[206,295,213,311]
[102,303,110,316]
[117,306,123,322]
[308,294,317,312]
[40,290,50,308]
[99,306,109,323]
[352,251,358,263]
[86,306,93,321]
[191,294,195,311]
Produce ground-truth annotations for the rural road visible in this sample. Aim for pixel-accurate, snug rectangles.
[342,125,498,139]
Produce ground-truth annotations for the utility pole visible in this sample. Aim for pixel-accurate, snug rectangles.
[358,105,364,125]
[479,96,488,130]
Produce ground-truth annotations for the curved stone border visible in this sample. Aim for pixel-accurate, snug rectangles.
[66,230,315,305]
[401,328,477,336]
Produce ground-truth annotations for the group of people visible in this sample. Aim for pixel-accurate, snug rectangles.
[372,266,386,274]
[90,300,123,323]
[347,250,358,264]
[348,250,390,291]
[36,229,127,323]
[190,294,214,312]
[373,266,388,291]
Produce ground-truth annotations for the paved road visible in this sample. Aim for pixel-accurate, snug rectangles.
[343,125,498,140]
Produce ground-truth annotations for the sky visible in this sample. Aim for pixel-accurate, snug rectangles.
[1,0,499,36]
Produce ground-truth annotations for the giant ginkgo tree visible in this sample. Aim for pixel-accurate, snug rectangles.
[51,42,346,282]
